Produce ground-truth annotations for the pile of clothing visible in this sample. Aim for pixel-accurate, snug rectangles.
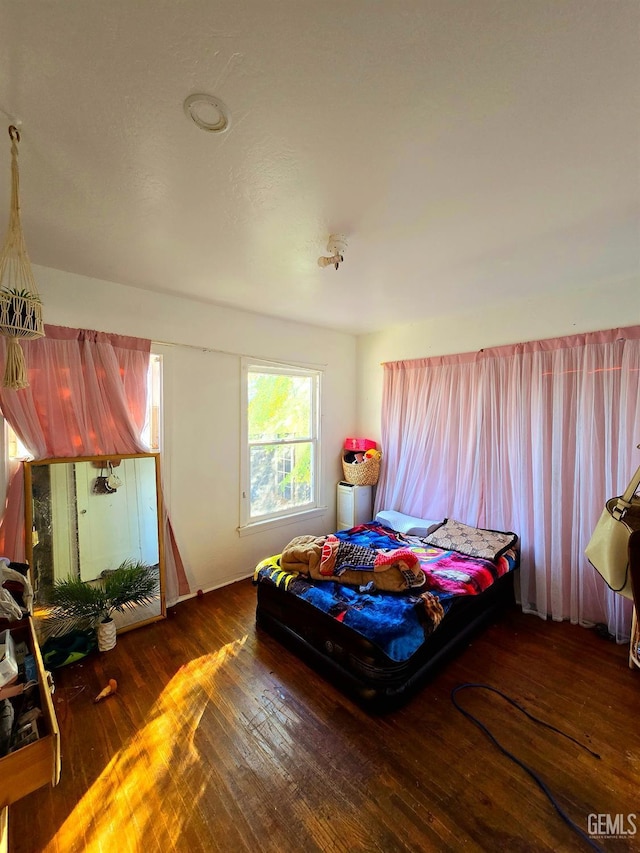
[280,534,425,592]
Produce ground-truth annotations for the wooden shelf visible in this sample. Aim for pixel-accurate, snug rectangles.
[0,617,60,809]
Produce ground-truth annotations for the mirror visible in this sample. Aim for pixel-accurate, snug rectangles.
[24,453,165,633]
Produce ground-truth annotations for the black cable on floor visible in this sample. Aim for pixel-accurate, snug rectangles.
[451,683,603,853]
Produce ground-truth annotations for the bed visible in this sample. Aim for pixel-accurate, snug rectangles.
[254,512,520,711]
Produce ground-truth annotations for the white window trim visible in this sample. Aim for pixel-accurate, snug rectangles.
[237,505,328,538]
[239,357,323,533]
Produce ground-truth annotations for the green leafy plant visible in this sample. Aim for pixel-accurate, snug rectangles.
[45,559,159,637]
[1,287,41,301]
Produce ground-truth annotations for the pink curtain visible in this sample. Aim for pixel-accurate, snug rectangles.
[0,324,190,600]
[377,325,640,640]
[0,325,150,459]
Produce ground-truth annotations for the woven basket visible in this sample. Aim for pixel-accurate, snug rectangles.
[342,454,380,486]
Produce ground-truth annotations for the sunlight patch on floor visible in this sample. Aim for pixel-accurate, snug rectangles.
[56,636,247,852]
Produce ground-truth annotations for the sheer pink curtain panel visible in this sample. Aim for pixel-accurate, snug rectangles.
[378,326,640,641]
[0,325,190,600]
[0,325,150,459]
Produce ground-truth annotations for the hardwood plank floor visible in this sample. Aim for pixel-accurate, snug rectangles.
[8,578,639,853]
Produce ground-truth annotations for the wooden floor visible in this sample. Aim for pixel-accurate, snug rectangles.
[9,578,639,853]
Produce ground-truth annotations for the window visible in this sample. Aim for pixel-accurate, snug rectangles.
[241,359,321,528]
[6,423,28,461]
[142,353,163,451]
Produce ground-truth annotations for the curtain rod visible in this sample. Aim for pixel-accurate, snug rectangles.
[151,338,327,369]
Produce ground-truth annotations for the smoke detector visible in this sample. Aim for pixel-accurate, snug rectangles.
[183,93,231,133]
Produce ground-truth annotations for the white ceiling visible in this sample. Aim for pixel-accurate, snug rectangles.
[0,1,638,335]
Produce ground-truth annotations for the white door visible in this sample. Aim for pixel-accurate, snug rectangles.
[75,462,143,582]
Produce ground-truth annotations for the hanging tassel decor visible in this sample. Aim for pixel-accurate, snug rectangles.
[0,125,44,390]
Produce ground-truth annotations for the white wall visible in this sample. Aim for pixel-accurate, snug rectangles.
[356,275,640,442]
[34,265,357,596]
[23,266,638,594]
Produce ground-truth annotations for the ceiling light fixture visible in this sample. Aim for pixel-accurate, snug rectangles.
[318,234,347,270]
[183,93,231,134]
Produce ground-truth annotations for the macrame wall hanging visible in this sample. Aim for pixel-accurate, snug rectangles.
[0,125,44,390]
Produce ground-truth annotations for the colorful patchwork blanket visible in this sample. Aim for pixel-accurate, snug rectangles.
[254,523,518,662]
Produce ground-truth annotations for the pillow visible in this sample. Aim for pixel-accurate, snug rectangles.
[375,510,443,537]
[423,518,517,561]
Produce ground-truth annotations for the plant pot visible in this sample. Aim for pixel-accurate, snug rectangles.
[96,618,117,652]
[0,292,44,338]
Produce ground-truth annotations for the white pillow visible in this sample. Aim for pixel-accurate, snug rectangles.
[375,510,443,537]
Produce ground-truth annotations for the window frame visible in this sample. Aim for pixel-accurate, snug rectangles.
[239,358,323,533]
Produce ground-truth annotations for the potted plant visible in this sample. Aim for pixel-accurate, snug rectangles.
[45,559,160,652]
[0,287,44,336]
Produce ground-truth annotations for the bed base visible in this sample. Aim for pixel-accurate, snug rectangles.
[255,570,516,712]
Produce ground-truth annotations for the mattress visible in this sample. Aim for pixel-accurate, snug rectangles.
[254,520,519,710]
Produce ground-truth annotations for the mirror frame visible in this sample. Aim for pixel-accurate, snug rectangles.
[24,452,166,633]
